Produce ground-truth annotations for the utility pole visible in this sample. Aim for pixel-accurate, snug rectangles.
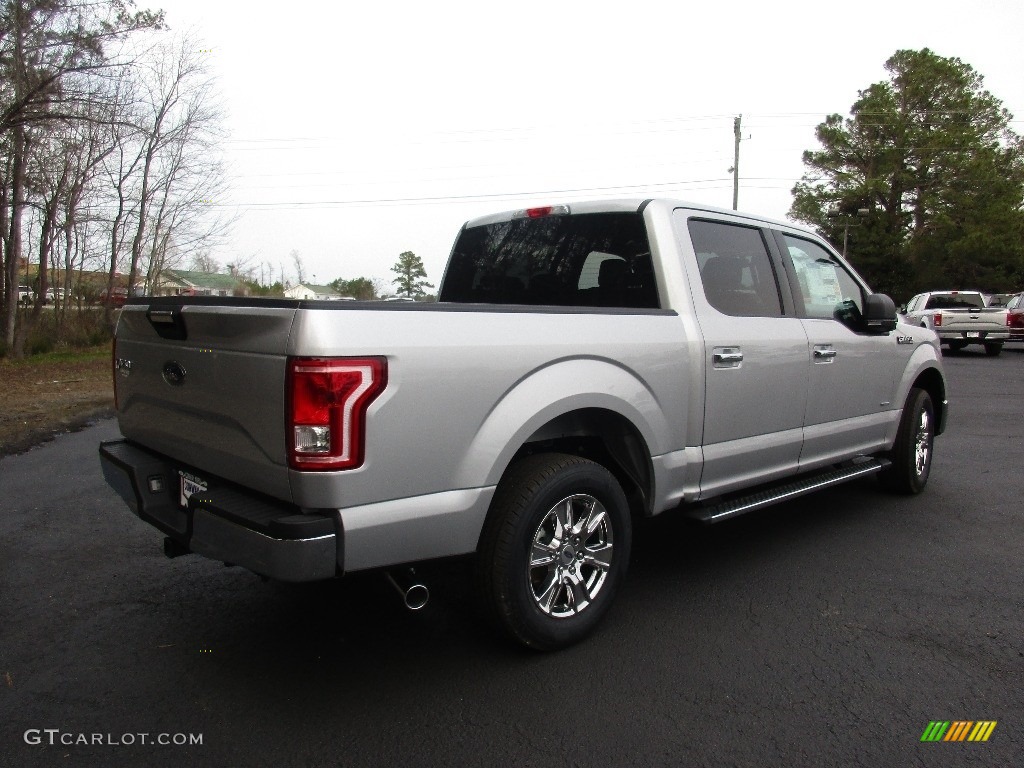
[827,208,870,257]
[732,114,742,210]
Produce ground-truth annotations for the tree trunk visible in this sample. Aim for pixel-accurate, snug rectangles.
[1,159,12,350]
[7,125,28,355]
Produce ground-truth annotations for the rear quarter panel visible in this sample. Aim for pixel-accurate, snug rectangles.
[285,305,691,510]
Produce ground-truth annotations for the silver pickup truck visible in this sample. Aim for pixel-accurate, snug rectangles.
[903,290,1009,355]
[100,199,948,649]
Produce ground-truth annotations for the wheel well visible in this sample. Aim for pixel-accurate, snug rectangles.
[913,368,947,434]
[510,408,653,517]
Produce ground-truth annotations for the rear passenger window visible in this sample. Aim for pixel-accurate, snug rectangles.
[687,220,783,317]
[783,236,864,320]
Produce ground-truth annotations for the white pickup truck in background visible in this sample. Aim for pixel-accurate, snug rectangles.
[100,199,948,649]
[902,290,1010,355]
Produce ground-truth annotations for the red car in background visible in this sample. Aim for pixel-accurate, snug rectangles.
[1006,292,1024,342]
[98,288,129,307]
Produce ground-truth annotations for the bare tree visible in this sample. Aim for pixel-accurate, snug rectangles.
[1,0,164,351]
[99,74,145,324]
[55,103,119,327]
[125,34,228,297]
[189,250,218,273]
[291,249,305,285]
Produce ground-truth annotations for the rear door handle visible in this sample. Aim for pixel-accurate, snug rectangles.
[713,347,743,367]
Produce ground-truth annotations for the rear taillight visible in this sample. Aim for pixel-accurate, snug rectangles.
[287,357,387,471]
[933,312,942,327]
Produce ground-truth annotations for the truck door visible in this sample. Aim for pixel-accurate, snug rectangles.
[775,233,897,466]
[676,215,810,498]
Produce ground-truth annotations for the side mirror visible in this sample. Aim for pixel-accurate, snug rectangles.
[863,293,898,334]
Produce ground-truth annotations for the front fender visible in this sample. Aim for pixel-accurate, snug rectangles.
[886,339,947,444]
[451,357,675,490]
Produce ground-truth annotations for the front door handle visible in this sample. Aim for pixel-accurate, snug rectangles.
[813,346,838,361]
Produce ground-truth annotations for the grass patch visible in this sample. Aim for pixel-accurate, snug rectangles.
[0,345,110,366]
[0,346,114,455]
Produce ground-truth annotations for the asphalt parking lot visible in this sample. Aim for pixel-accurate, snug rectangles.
[1,347,1021,767]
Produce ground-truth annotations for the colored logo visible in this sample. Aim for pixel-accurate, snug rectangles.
[921,721,997,742]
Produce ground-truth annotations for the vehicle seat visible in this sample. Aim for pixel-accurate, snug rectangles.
[597,259,628,306]
[701,256,764,316]
[529,273,563,305]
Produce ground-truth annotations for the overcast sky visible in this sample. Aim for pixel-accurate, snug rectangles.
[154,0,1024,292]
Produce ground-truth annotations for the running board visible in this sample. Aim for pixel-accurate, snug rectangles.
[687,458,891,524]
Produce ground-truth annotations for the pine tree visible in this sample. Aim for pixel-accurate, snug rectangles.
[790,48,1024,299]
[391,251,433,298]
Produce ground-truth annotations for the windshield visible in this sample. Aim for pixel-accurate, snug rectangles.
[439,212,658,308]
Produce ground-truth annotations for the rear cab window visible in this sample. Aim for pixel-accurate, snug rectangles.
[923,293,985,310]
[439,211,659,308]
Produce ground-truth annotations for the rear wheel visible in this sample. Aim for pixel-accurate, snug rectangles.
[477,453,631,650]
[880,388,934,495]
[984,342,1003,356]
[947,340,968,352]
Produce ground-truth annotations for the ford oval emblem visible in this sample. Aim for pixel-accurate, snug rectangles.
[162,361,187,386]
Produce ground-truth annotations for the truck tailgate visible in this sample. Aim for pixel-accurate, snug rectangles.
[938,307,1007,331]
[114,302,298,501]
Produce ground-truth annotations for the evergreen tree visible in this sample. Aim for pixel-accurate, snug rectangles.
[329,276,378,300]
[790,48,1024,299]
[390,251,433,298]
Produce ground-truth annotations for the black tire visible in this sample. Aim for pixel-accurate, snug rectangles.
[947,341,968,352]
[880,388,934,495]
[477,453,631,651]
[984,342,1002,357]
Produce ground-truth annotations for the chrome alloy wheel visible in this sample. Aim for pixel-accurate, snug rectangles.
[914,408,932,476]
[528,494,614,618]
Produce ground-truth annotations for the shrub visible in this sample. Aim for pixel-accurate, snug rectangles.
[6,308,113,359]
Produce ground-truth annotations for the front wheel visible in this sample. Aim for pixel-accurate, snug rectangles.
[477,453,631,650]
[880,388,934,495]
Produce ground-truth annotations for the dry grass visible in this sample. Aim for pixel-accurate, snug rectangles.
[0,348,114,456]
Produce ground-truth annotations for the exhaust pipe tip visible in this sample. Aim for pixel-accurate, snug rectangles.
[386,569,430,611]
[403,583,430,611]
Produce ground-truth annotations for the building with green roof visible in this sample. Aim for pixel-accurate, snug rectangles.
[153,270,243,297]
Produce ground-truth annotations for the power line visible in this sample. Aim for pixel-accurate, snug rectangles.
[211,177,752,210]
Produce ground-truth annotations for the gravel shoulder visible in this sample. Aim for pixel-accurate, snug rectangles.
[0,349,114,457]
